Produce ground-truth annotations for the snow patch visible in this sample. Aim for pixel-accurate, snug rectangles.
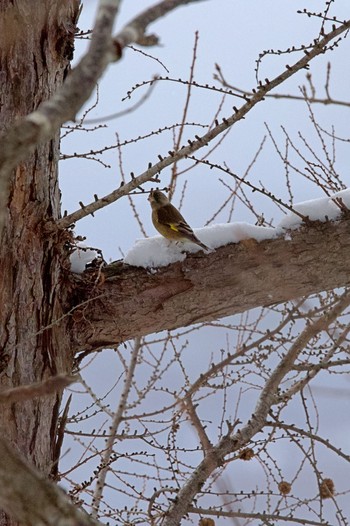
[278,188,350,229]
[124,223,276,268]
[70,243,98,273]
[72,188,350,271]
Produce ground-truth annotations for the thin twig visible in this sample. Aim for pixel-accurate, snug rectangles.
[0,375,78,404]
[188,506,329,526]
[91,337,142,518]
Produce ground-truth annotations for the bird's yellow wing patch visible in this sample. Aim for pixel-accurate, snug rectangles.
[169,223,179,232]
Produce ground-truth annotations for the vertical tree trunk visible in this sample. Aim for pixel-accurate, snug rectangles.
[0,1,80,524]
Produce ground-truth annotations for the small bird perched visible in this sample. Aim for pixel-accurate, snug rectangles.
[148,189,209,251]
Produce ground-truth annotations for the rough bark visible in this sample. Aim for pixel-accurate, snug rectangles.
[72,217,350,353]
[0,437,99,526]
[0,1,80,525]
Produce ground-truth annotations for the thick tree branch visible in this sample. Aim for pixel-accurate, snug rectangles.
[0,437,101,526]
[72,217,350,353]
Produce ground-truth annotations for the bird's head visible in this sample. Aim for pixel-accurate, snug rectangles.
[148,189,169,208]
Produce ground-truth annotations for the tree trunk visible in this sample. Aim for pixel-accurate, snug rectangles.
[0,1,80,524]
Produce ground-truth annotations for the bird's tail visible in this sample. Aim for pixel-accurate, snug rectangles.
[195,240,211,252]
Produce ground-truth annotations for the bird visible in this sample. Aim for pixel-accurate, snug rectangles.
[148,189,210,251]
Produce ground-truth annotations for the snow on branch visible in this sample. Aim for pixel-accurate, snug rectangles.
[119,188,350,269]
[72,213,350,354]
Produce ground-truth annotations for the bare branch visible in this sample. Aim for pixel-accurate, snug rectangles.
[91,337,142,518]
[57,19,350,228]
[266,421,350,464]
[188,506,328,526]
[0,375,78,405]
[277,324,350,402]
[162,291,350,526]
[215,65,350,108]
[114,0,208,48]
[182,398,213,455]
[83,76,159,124]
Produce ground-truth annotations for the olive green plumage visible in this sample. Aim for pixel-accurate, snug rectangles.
[148,189,209,251]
